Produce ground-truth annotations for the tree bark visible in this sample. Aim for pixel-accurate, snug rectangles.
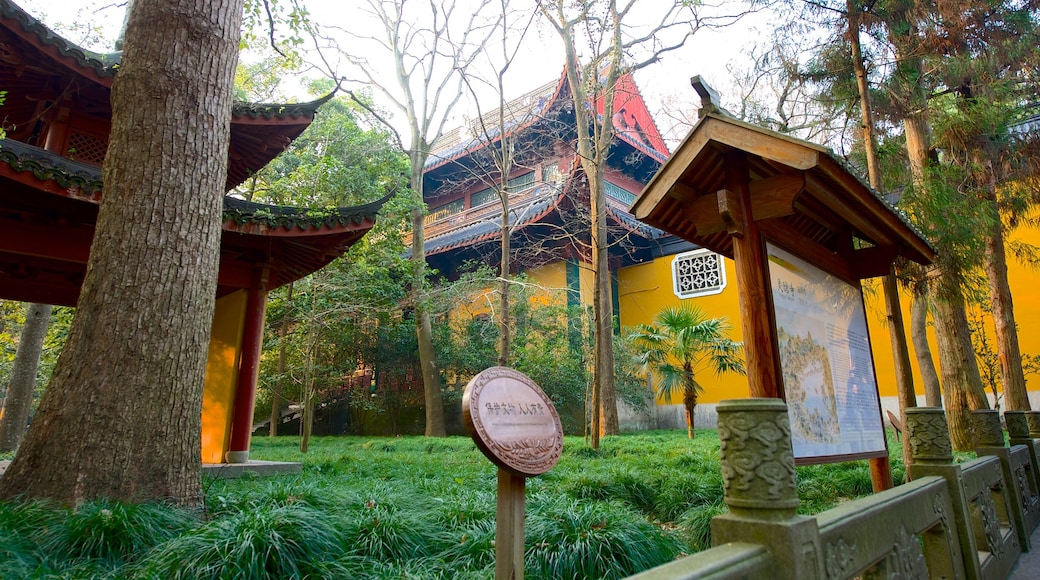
[932,273,990,450]
[0,0,242,506]
[0,303,53,452]
[977,152,1030,410]
[409,159,445,437]
[910,291,943,406]
[847,3,917,474]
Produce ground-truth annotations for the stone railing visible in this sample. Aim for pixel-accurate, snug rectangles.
[629,400,1040,580]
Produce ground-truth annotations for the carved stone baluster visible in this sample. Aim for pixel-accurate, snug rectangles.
[1005,411,1040,536]
[710,398,821,580]
[905,407,984,579]
[973,409,1032,548]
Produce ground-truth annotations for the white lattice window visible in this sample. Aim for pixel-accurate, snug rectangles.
[672,249,726,298]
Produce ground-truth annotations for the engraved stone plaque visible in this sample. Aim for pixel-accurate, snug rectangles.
[463,366,563,477]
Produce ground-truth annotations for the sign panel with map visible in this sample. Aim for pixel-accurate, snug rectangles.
[767,243,887,462]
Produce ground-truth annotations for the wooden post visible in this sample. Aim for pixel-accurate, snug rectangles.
[496,469,526,580]
[724,153,781,399]
[226,272,268,463]
[868,457,894,491]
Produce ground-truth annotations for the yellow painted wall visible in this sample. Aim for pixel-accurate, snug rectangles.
[617,255,749,404]
[526,262,569,306]
[866,223,1040,400]
[200,290,247,464]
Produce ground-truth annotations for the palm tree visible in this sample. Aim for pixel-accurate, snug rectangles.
[631,305,746,438]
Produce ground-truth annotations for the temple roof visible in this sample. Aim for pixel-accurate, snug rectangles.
[0,0,330,191]
[0,139,387,305]
[0,0,387,306]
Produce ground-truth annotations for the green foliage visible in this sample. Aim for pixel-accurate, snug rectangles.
[137,504,349,579]
[525,494,687,579]
[0,431,891,578]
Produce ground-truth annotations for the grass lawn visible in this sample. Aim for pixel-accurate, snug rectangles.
[0,429,903,579]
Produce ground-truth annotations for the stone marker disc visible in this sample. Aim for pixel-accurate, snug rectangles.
[462,366,563,477]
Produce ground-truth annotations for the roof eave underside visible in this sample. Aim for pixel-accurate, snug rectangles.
[631,114,935,269]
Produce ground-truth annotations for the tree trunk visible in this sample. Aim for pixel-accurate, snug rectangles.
[683,386,696,439]
[270,282,293,437]
[932,273,990,450]
[0,303,53,452]
[0,0,242,506]
[409,159,445,437]
[977,153,1029,410]
[588,169,619,440]
[910,291,943,406]
[847,4,917,475]
[497,187,511,367]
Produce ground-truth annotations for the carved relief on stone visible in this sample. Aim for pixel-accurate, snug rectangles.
[886,525,929,580]
[974,491,1008,557]
[1005,411,1030,440]
[970,410,1005,447]
[825,537,856,579]
[716,399,798,511]
[1025,411,1040,438]
[904,408,953,464]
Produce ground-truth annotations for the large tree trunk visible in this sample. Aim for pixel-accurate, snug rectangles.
[977,153,1029,411]
[0,303,53,452]
[910,291,943,406]
[0,0,242,506]
[932,274,990,450]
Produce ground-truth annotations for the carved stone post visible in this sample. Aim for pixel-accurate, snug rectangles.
[710,399,821,579]
[1006,411,1040,537]
[970,410,1005,447]
[1025,411,1040,439]
[904,407,984,578]
[905,407,954,466]
[973,409,1033,547]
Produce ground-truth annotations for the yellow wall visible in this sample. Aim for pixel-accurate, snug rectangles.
[617,255,749,404]
[200,291,247,464]
[867,223,1040,400]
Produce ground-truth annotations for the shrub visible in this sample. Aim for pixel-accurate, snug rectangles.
[135,504,346,579]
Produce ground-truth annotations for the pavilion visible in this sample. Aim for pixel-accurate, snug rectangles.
[0,0,386,463]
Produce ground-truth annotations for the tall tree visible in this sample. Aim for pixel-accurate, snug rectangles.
[460,0,538,367]
[327,0,495,436]
[537,0,696,446]
[0,303,52,452]
[0,0,243,505]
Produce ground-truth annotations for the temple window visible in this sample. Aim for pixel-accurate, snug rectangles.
[671,248,726,299]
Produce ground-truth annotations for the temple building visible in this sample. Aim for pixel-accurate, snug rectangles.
[0,0,386,462]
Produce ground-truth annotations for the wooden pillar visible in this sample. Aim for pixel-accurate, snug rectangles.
[226,271,268,463]
[723,153,781,398]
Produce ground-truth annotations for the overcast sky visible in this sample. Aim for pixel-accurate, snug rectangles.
[15,0,769,146]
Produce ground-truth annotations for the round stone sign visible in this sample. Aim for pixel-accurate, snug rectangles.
[463,366,563,477]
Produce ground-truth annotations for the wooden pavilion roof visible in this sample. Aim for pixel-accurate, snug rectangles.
[0,0,387,306]
[631,113,935,281]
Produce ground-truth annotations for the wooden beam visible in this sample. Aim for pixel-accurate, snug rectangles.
[758,219,856,284]
[718,188,744,237]
[804,173,896,249]
[850,245,899,280]
[748,173,804,221]
[704,117,821,170]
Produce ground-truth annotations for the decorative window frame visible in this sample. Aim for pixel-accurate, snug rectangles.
[671,248,727,299]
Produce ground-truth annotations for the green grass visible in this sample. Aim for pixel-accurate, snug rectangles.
[0,430,896,578]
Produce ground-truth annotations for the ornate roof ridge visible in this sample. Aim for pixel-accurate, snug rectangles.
[232,91,337,121]
[0,138,386,230]
[0,0,121,77]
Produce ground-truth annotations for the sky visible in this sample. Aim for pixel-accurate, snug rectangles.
[14,0,770,146]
